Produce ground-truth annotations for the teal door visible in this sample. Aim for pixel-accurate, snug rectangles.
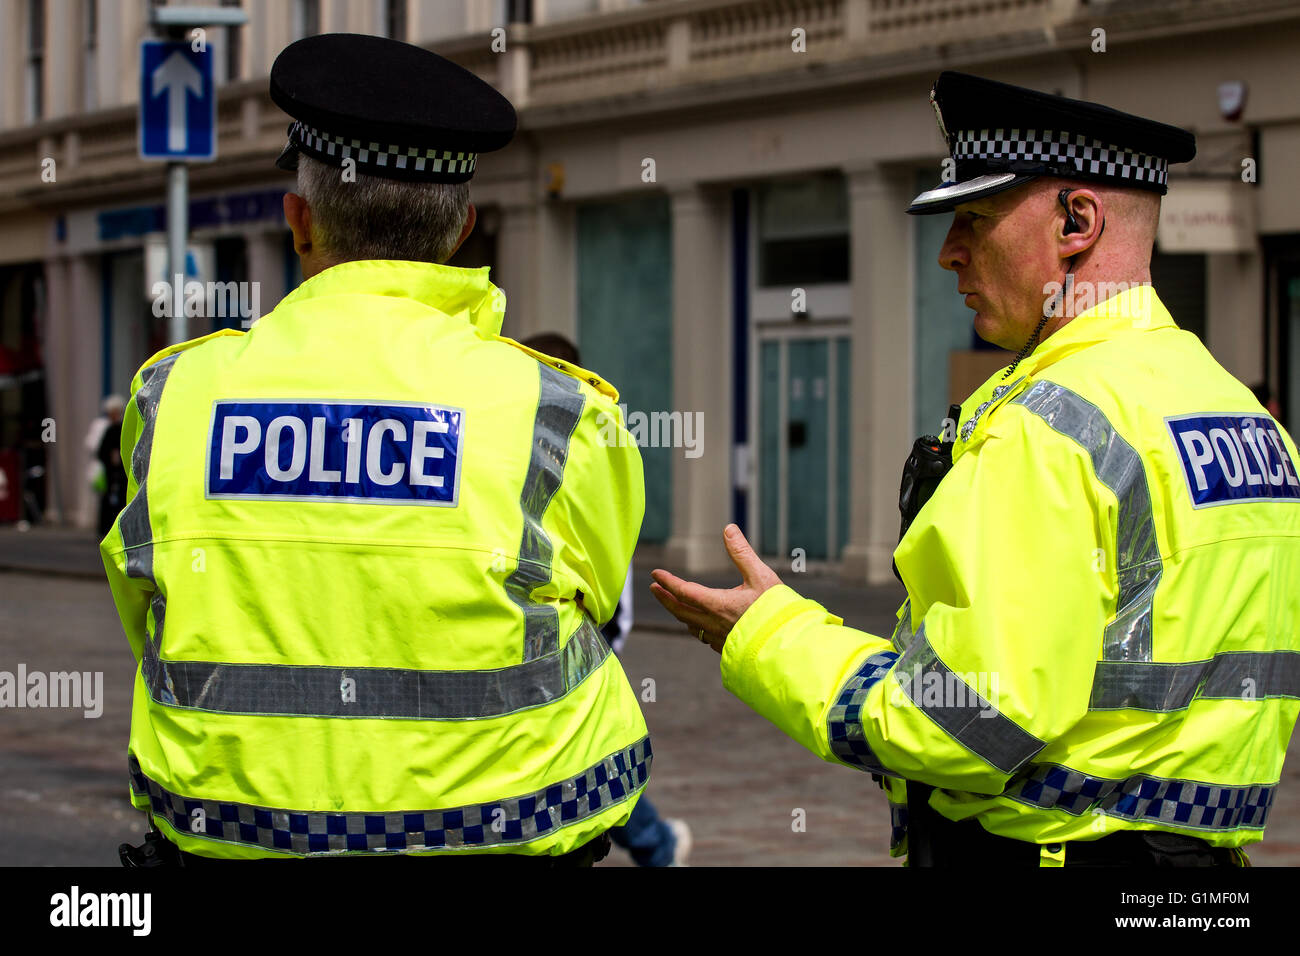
[758,333,850,561]
[576,196,673,543]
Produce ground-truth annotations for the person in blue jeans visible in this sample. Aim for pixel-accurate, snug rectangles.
[523,333,692,867]
[602,572,692,867]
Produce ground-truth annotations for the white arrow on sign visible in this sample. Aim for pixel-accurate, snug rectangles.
[151,51,203,153]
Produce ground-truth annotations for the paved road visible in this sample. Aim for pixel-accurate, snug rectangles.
[0,566,901,867]
[1,550,1297,866]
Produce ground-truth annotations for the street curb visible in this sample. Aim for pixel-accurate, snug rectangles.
[0,563,106,582]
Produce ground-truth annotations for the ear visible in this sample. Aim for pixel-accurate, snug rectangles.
[283,193,313,255]
[1059,189,1104,263]
[446,203,476,261]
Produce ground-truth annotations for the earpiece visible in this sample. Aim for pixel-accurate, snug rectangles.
[1058,188,1080,235]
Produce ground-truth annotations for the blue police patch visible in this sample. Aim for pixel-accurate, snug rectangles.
[206,400,463,505]
[1166,413,1300,508]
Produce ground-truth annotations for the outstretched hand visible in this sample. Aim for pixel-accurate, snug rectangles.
[649,524,783,654]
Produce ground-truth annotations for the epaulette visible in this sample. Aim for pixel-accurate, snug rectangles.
[135,328,245,376]
[497,335,619,402]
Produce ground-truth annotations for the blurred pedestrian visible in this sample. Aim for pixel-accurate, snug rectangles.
[92,395,127,538]
[1250,382,1282,420]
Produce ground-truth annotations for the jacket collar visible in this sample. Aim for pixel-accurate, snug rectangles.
[951,284,1176,456]
[1020,282,1175,376]
[276,259,505,336]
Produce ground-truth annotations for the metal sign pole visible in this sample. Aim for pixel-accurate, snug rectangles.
[166,161,188,346]
[145,6,247,343]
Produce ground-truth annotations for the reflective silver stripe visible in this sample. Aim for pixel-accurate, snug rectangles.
[1011,381,1162,662]
[129,735,652,855]
[891,599,914,653]
[1007,762,1274,831]
[504,363,586,661]
[120,356,180,663]
[894,623,1044,776]
[120,354,181,581]
[1090,651,1300,711]
[143,616,612,719]
[120,485,153,581]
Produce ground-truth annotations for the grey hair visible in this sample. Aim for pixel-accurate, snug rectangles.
[296,154,471,265]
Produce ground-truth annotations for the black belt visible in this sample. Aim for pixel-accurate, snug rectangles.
[122,828,612,867]
[905,783,1240,867]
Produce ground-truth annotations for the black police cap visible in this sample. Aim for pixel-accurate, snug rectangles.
[270,33,517,184]
[908,72,1196,214]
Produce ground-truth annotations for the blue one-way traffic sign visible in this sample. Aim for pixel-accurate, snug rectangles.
[139,41,215,160]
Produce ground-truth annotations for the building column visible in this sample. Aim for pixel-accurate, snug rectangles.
[47,0,80,119]
[1206,251,1264,386]
[245,229,285,320]
[494,199,540,340]
[841,164,915,585]
[535,199,576,342]
[663,186,733,573]
[41,255,72,525]
[43,253,101,528]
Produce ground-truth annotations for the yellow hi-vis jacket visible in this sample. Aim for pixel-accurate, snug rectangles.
[722,285,1300,857]
[101,259,650,859]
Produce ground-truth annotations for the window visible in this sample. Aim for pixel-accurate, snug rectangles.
[83,0,97,111]
[385,0,407,41]
[536,0,592,22]
[1150,251,1206,342]
[292,0,319,40]
[755,175,850,287]
[221,0,242,82]
[26,0,45,122]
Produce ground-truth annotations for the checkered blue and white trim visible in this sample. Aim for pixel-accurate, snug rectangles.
[827,651,899,772]
[290,120,478,176]
[129,736,651,855]
[953,128,1168,187]
[1007,763,1274,831]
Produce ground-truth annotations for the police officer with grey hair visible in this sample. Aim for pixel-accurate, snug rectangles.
[111,33,651,867]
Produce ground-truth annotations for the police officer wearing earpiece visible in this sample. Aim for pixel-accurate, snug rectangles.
[651,72,1300,867]
[105,33,650,865]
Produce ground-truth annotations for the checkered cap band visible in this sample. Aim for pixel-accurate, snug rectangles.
[953,128,1168,187]
[290,120,478,177]
[129,737,651,856]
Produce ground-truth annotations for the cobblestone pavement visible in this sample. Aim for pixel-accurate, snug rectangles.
[0,532,1297,866]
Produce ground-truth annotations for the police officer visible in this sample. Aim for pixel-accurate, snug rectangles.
[650,72,1300,867]
[105,33,650,865]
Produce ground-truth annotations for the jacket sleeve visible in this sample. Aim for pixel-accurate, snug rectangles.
[99,365,153,665]
[98,330,243,663]
[720,406,1113,794]
[546,387,646,628]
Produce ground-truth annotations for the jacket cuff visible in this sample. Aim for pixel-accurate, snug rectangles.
[721,584,842,699]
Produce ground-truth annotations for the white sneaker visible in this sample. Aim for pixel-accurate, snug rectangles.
[666,818,692,867]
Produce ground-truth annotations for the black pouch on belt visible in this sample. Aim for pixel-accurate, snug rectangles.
[892,404,959,584]
[119,826,184,867]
